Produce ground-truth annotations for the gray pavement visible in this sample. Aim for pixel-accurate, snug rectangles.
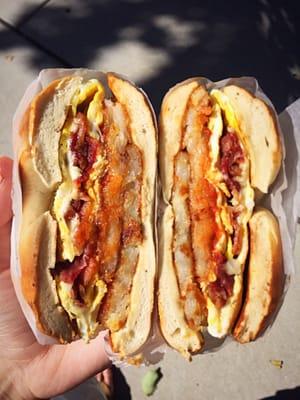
[0,1,299,399]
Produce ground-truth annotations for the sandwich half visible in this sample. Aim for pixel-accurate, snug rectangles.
[18,72,157,356]
[158,78,283,357]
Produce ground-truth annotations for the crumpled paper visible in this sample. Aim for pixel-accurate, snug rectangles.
[10,69,300,365]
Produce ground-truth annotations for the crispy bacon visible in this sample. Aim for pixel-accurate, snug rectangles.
[58,239,99,303]
[220,131,244,193]
[70,113,100,184]
[207,252,234,308]
[64,199,85,221]
[79,240,99,287]
[59,254,88,284]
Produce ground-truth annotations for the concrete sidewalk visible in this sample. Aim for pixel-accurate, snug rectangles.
[0,1,299,399]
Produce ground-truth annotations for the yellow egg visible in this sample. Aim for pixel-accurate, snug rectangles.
[52,79,107,261]
[220,206,233,234]
[52,181,79,261]
[208,102,223,167]
[72,79,104,114]
[210,89,240,133]
[87,91,104,127]
[57,278,107,340]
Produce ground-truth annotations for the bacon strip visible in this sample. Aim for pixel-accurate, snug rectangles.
[219,131,246,258]
[70,112,100,185]
[206,252,234,308]
[220,131,244,194]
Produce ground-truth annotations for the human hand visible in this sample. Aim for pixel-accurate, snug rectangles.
[0,156,110,400]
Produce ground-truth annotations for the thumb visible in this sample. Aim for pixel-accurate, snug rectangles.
[25,333,111,398]
[0,157,13,272]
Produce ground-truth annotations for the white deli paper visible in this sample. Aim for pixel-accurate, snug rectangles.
[11,69,300,364]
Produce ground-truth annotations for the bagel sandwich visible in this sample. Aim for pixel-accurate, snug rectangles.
[18,73,157,356]
[158,79,284,357]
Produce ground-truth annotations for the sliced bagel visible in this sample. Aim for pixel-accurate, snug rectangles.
[233,207,284,343]
[222,85,282,193]
[158,79,205,357]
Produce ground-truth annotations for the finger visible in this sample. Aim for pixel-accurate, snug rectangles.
[0,157,13,271]
[102,367,113,388]
[0,156,13,227]
[101,367,114,396]
[26,333,111,398]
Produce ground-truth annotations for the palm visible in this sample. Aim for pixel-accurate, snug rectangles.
[0,157,110,399]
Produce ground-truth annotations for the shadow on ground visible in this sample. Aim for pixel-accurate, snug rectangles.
[0,0,299,112]
[262,386,300,399]
[113,366,132,400]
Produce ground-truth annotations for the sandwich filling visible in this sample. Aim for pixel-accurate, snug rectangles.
[171,85,254,336]
[51,79,143,340]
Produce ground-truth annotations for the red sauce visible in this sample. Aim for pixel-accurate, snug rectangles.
[193,177,223,261]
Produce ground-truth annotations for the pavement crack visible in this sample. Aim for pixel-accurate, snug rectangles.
[15,0,52,28]
[0,17,73,68]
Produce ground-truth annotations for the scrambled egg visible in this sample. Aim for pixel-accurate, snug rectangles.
[58,279,107,340]
[204,89,255,337]
[52,80,106,261]
[207,101,223,179]
[52,79,108,337]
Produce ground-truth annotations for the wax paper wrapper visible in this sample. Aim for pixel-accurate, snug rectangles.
[11,69,300,365]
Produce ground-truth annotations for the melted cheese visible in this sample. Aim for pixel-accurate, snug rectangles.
[58,278,107,340]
